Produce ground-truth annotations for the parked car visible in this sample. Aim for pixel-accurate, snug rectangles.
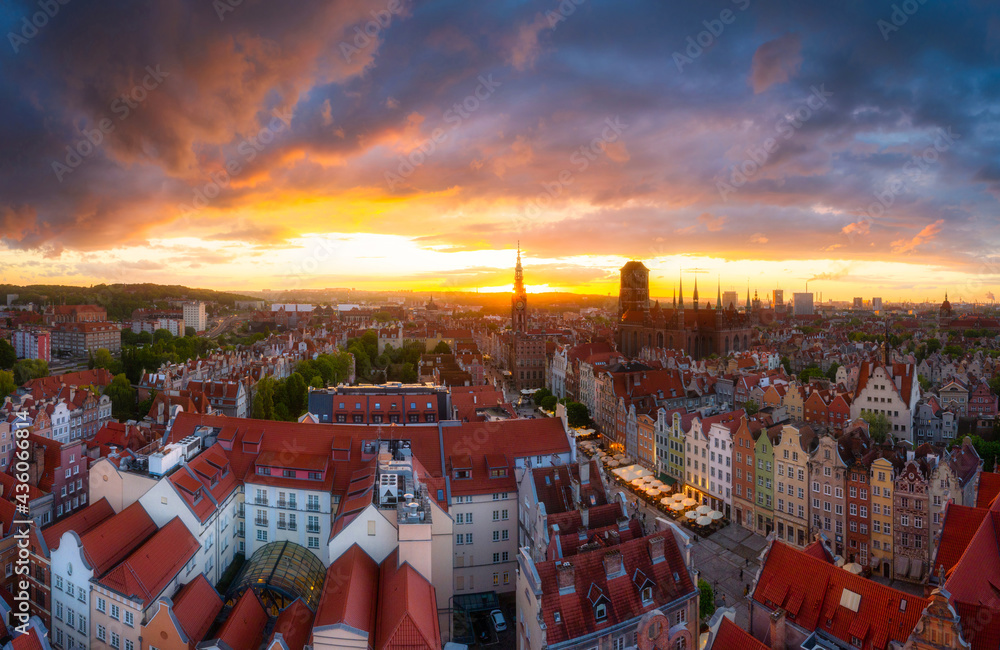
[490,609,507,632]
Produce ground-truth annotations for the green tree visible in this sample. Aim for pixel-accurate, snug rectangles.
[136,390,156,420]
[93,348,114,370]
[185,326,196,337]
[943,344,964,358]
[432,340,452,354]
[861,410,891,443]
[699,579,715,619]
[138,331,153,345]
[744,399,760,415]
[104,373,136,421]
[825,362,841,382]
[918,374,932,392]
[252,377,276,420]
[926,338,941,355]
[780,356,792,374]
[0,340,17,370]
[989,375,1000,397]
[799,365,825,382]
[153,329,174,344]
[0,370,16,398]
[540,395,558,411]
[13,359,48,384]
[308,375,324,389]
[533,387,553,406]
[566,402,590,427]
[285,373,308,416]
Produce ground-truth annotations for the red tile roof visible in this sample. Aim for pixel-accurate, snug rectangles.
[98,517,200,607]
[214,589,268,650]
[709,617,768,650]
[79,501,158,577]
[933,503,988,580]
[976,471,1000,508]
[170,573,223,646]
[313,544,378,634]
[944,501,1000,649]
[41,497,115,552]
[268,598,314,650]
[376,549,441,650]
[754,541,926,649]
[534,532,695,645]
[9,628,44,650]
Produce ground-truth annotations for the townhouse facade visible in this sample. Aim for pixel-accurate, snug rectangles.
[773,423,812,548]
[869,455,896,579]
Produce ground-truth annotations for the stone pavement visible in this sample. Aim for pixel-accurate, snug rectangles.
[618,490,767,629]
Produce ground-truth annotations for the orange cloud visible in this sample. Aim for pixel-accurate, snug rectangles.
[891,219,944,254]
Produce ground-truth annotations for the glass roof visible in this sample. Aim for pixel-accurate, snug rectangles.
[226,541,326,611]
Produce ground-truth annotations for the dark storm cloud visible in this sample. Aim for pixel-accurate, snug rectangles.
[0,0,997,271]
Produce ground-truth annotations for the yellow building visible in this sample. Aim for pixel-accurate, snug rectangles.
[870,456,895,579]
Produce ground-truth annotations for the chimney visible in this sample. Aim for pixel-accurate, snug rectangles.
[556,562,575,593]
[580,461,590,486]
[769,608,787,650]
[581,507,589,529]
[603,550,624,579]
[648,535,665,564]
[578,527,588,542]
[617,516,629,532]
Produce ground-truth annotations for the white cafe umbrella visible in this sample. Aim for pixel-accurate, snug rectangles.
[632,478,645,486]
[710,510,725,520]
[685,511,699,519]
[696,515,713,526]
[682,498,698,507]
[696,505,712,515]
[843,563,864,575]
[660,497,674,506]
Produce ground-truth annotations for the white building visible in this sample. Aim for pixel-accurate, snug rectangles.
[12,329,50,361]
[706,419,738,518]
[849,361,920,443]
[182,301,207,333]
[129,318,183,337]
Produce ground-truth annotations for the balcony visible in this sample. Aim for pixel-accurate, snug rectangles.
[306,503,321,512]
[254,496,268,506]
[255,517,268,527]
[306,525,321,534]
[287,522,297,531]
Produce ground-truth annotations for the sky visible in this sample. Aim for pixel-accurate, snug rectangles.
[1,0,999,303]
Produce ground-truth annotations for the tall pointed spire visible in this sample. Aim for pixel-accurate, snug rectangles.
[678,272,684,309]
[716,275,722,310]
[746,281,751,311]
[673,286,677,308]
[693,275,699,309]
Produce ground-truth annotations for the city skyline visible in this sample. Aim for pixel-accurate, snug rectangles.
[2,1,998,299]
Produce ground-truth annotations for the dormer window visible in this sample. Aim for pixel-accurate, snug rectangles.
[642,586,653,603]
[554,611,562,623]
[595,603,607,621]
[455,470,471,480]
[283,469,295,478]
[258,466,271,476]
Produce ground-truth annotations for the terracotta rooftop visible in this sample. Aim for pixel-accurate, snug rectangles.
[709,616,768,650]
[98,517,200,607]
[376,549,441,650]
[269,598,314,650]
[78,501,158,577]
[170,573,223,646]
[213,589,268,650]
[41,497,115,552]
[313,543,379,634]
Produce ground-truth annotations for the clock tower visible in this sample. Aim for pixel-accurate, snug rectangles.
[511,244,528,333]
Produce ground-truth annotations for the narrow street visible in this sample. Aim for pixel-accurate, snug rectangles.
[607,481,768,629]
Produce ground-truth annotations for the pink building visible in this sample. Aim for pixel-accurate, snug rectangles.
[12,329,50,361]
[969,382,998,419]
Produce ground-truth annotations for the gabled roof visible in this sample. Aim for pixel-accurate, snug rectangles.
[98,517,200,607]
[754,541,926,649]
[977,472,1000,508]
[268,598,314,650]
[171,574,223,646]
[314,544,379,635]
[933,503,988,580]
[709,617,768,650]
[41,497,115,552]
[213,589,268,650]
[78,501,158,577]
[376,549,441,650]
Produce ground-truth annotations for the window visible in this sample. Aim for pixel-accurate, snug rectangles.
[97,597,107,613]
[257,529,268,542]
[308,537,320,548]
[595,603,607,621]
[126,641,134,650]
[97,625,106,642]
[111,632,120,649]
[111,604,120,620]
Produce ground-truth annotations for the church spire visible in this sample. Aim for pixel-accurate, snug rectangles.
[716,275,722,310]
[678,273,684,309]
[746,281,751,311]
[693,275,699,310]
[673,286,677,308]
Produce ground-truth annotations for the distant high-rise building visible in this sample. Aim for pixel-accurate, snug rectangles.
[772,289,784,308]
[12,330,50,361]
[792,292,814,316]
[853,297,864,310]
[183,301,207,333]
[873,297,883,311]
[722,291,739,310]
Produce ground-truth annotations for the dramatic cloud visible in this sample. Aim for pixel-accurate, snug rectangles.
[0,0,997,299]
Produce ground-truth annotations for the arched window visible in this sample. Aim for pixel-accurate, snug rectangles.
[657,332,664,348]
[675,637,687,650]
